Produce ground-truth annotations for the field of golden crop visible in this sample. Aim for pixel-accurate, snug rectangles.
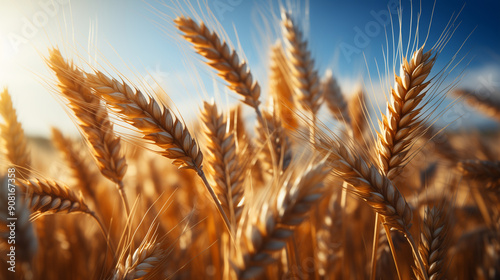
[1,2,499,279]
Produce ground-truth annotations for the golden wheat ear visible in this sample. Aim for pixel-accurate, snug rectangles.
[47,49,129,214]
[376,46,435,179]
[417,200,452,280]
[86,71,232,232]
[321,69,351,125]
[453,89,500,122]
[174,16,263,119]
[281,11,322,126]
[0,88,31,178]
[268,42,298,131]
[50,127,98,203]
[18,178,92,220]
[234,158,329,279]
[200,101,246,230]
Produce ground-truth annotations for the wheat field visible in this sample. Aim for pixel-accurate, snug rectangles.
[1,2,500,280]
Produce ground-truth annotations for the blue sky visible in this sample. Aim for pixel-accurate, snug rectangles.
[0,0,499,137]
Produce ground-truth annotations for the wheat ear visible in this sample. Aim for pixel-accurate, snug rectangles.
[322,69,351,124]
[453,89,500,122]
[256,109,293,175]
[18,178,92,220]
[458,160,500,182]
[269,42,298,131]
[0,88,31,178]
[348,87,368,142]
[281,11,322,127]
[174,16,262,119]
[418,202,451,280]
[236,159,329,279]
[114,238,163,280]
[51,127,98,203]
[377,46,435,179]
[47,49,129,214]
[200,101,245,229]
[315,135,428,278]
[85,71,231,232]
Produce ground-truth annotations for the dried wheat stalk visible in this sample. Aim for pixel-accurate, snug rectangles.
[86,71,231,231]
[235,159,329,279]
[453,89,500,122]
[0,88,31,178]
[18,178,92,221]
[269,42,298,131]
[322,69,350,124]
[418,202,451,280]
[174,16,262,118]
[281,11,322,118]
[86,71,202,172]
[200,101,245,228]
[47,49,129,213]
[377,46,435,179]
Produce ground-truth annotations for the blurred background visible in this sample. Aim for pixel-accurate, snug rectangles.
[0,0,499,137]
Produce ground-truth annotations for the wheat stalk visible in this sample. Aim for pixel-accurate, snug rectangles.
[174,16,262,119]
[86,71,231,232]
[322,69,351,124]
[0,88,31,178]
[269,42,298,131]
[453,89,500,122]
[281,11,322,123]
[348,87,368,142]
[235,158,329,279]
[200,101,246,229]
[377,46,435,179]
[114,241,163,280]
[418,202,451,280]
[47,49,129,214]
